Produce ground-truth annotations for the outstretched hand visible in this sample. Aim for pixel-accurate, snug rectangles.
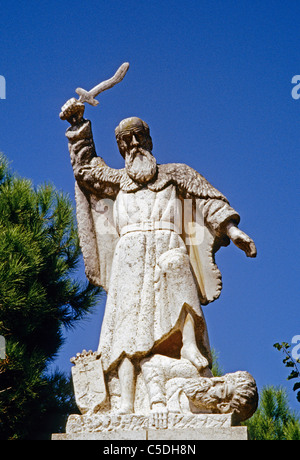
[226,223,257,258]
[150,402,168,429]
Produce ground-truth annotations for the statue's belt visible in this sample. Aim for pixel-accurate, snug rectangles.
[120,221,181,237]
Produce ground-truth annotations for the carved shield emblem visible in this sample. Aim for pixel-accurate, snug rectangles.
[71,350,108,414]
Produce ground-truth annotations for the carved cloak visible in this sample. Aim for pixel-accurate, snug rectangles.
[74,159,240,304]
[66,119,240,372]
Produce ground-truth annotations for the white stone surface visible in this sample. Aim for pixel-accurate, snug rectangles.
[66,413,233,434]
[52,425,248,441]
[52,430,147,440]
[147,426,248,441]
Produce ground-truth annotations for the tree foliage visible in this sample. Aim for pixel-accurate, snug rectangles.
[211,348,224,377]
[0,154,102,439]
[243,386,300,440]
[212,349,300,440]
[274,341,300,404]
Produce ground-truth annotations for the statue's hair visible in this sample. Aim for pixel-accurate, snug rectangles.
[223,371,258,422]
[115,117,150,139]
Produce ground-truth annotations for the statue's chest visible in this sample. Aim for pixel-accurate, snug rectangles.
[115,185,178,224]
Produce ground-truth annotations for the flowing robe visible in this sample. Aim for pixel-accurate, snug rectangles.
[66,119,240,374]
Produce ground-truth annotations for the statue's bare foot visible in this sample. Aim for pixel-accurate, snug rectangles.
[118,403,134,415]
[181,343,209,372]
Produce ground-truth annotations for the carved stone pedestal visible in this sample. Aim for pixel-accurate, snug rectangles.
[52,413,248,440]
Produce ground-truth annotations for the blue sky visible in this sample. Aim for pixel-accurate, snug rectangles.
[0,1,299,411]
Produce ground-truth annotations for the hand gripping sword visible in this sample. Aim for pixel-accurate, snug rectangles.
[75,62,129,107]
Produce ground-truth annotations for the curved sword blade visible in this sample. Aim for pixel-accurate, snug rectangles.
[75,62,129,106]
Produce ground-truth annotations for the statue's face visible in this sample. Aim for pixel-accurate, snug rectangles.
[117,128,152,158]
[116,119,156,184]
[184,372,257,421]
[186,378,235,414]
[208,381,235,401]
[206,381,235,414]
[115,117,153,157]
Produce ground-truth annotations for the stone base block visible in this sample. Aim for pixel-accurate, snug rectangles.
[52,412,248,440]
[65,412,235,433]
[52,426,248,441]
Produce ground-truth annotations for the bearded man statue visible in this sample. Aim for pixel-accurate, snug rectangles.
[60,98,256,416]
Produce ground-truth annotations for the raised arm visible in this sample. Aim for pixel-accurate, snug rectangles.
[60,98,121,197]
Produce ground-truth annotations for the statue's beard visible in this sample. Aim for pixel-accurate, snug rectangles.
[125,148,157,184]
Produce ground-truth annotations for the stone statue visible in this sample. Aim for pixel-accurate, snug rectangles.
[59,64,258,437]
[140,355,258,425]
